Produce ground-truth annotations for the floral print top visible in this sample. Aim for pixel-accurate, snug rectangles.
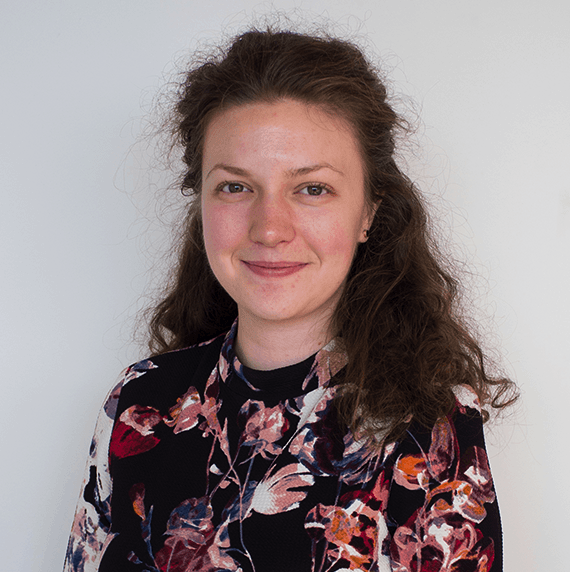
[64,323,502,571]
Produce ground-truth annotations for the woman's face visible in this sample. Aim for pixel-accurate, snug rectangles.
[201,99,372,333]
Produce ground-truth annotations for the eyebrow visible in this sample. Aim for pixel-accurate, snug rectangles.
[205,163,344,180]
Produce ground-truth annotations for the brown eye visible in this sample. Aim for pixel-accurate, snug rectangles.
[300,185,328,196]
[219,182,253,194]
[222,183,246,193]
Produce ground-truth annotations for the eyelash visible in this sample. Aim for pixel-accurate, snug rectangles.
[216,181,333,197]
[217,182,251,194]
[297,184,332,197]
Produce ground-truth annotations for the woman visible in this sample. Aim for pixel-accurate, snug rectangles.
[65,29,516,572]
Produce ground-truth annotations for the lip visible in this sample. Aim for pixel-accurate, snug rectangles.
[242,260,308,277]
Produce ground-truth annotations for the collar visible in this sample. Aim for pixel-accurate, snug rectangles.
[217,319,348,393]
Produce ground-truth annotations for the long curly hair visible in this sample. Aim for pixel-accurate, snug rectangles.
[148,28,517,443]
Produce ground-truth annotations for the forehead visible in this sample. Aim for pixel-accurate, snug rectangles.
[202,99,364,174]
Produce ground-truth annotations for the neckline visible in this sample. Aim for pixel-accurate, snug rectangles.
[240,353,317,396]
[217,320,349,402]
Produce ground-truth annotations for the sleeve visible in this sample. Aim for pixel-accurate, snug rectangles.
[63,374,125,572]
[386,386,502,571]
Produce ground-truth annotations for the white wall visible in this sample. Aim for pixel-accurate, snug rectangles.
[1,1,568,570]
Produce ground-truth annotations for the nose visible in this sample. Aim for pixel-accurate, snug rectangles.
[249,193,295,247]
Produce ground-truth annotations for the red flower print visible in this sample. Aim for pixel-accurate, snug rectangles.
[394,454,430,491]
[459,446,496,509]
[391,512,494,571]
[305,497,390,571]
[130,483,146,519]
[154,497,239,572]
[239,400,289,458]
[201,370,231,464]
[390,414,496,571]
[427,417,457,483]
[427,447,495,524]
[165,386,203,434]
[251,463,314,515]
[109,405,163,459]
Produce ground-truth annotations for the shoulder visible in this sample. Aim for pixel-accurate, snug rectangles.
[103,334,226,463]
[390,384,489,479]
[386,384,485,455]
[452,383,483,414]
[381,384,491,523]
[384,385,501,570]
[116,334,226,414]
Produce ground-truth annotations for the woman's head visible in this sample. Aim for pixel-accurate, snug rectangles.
[201,99,372,340]
[166,28,412,332]
[175,29,398,208]
[150,27,516,442]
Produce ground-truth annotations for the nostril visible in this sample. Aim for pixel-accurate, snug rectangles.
[249,204,295,246]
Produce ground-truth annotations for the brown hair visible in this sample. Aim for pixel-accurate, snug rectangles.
[149,28,517,443]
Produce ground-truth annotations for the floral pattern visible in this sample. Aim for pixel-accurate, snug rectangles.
[64,324,502,572]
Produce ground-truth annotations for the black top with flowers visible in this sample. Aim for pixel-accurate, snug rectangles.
[65,323,503,571]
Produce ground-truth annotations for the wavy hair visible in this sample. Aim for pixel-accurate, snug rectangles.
[148,28,517,443]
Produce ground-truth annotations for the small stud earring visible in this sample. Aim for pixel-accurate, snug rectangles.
[363,229,369,238]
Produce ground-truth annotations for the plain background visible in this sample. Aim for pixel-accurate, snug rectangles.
[1,1,568,570]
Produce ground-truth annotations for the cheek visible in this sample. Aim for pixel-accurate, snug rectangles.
[202,203,247,267]
[202,206,226,265]
[304,214,362,265]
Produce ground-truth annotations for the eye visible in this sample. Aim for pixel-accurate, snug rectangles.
[298,184,331,197]
[219,182,250,194]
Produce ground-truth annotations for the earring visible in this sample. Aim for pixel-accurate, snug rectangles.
[363,229,369,239]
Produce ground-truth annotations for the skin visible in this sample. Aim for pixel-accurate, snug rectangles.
[201,99,374,370]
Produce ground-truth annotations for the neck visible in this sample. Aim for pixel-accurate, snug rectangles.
[235,313,333,371]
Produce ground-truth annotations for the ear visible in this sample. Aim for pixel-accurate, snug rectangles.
[359,199,381,242]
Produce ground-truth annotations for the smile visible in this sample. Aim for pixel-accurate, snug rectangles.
[242,261,308,277]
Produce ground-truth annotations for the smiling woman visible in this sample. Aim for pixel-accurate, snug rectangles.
[64,27,517,572]
[202,101,372,369]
